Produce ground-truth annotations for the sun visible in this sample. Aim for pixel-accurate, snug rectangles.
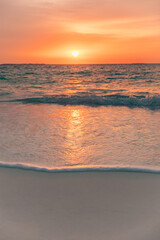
[72,51,79,57]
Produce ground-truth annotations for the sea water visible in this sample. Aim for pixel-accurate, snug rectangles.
[0,64,160,172]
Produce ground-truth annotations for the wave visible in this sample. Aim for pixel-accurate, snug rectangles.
[6,94,160,109]
[0,162,160,174]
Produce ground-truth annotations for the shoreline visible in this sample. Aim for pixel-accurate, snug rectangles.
[1,167,160,240]
[1,162,160,174]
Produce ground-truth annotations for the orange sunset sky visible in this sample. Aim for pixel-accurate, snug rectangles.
[0,0,160,64]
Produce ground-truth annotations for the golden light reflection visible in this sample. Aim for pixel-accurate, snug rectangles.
[65,109,84,165]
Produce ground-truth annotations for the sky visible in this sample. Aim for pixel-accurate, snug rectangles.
[0,0,160,64]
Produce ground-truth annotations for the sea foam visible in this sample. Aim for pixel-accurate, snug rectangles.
[0,162,160,174]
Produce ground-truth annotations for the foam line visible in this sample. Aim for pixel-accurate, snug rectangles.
[0,162,160,174]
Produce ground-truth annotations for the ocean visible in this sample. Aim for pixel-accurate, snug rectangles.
[0,64,160,172]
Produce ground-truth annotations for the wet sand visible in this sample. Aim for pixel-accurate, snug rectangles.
[0,167,160,240]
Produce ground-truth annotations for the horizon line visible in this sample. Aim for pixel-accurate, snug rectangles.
[1,62,160,65]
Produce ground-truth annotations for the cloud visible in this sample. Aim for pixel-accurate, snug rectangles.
[0,0,160,63]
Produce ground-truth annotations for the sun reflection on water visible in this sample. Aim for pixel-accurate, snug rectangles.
[65,109,85,165]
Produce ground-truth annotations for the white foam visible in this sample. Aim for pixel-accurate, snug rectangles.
[0,162,160,174]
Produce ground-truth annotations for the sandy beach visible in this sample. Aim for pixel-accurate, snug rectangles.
[0,167,160,240]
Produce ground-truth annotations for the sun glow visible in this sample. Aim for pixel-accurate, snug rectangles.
[72,51,79,57]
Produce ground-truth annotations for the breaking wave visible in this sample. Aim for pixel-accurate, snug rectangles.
[7,94,160,109]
